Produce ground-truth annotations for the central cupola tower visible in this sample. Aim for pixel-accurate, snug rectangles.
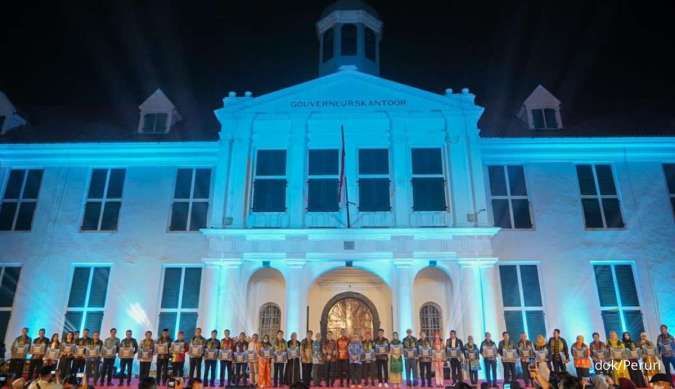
[317,0,383,76]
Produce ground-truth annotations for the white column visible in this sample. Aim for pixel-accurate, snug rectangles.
[480,263,501,337]
[200,259,243,332]
[223,116,253,228]
[394,259,414,334]
[459,261,485,339]
[445,113,473,227]
[284,260,308,335]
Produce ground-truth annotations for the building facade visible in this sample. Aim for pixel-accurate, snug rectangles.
[1,1,674,356]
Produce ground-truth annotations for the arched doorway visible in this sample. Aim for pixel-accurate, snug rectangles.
[320,291,380,338]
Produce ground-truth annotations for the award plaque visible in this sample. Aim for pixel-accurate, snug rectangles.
[220,349,232,361]
[573,348,584,359]
[31,343,46,355]
[644,346,656,357]
[504,349,517,362]
[120,346,134,359]
[247,350,257,362]
[390,344,401,357]
[628,348,640,359]
[102,345,115,358]
[157,343,169,355]
[62,344,74,356]
[14,343,27,358]
[75,345,86,358]
[274,350,287,363]
[364,350,374,362]
[206,349,218,360]
[611,348,624,360]
[536,350,547,362]
[141,349,153,360]
[190,344,204,358]
[234,351,245,363]
[171,342,184,354]
[467,350,477,360]
[433,350,444,362]
[420,347,432,358]
[404,349,416,359]
[46,348,61,360]
[448,348,459,359]
[520,349,531,358]
[375,344,387,354]
[87,345,101,358]
[592,349,605,360]
[288,347,299,359]
[484,347,496,358]
[263,348,272,359]
[350,351,361,363]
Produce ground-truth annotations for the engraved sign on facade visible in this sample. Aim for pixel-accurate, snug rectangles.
[289,99,407,109]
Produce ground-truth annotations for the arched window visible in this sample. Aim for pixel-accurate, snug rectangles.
[341,24,357,55]
[420,302,442,336]
[365,28,376,60]
[259,302,281,339]
[322,28,334,63]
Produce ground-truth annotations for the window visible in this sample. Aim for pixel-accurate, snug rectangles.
[576,165,624,228]
[664,164,675,217]
[81,169,125,231]
[488,165,532,229]
[531,108,558,129]
[0,266,21,342]
[158,266,202,338]
[0,116,5,130]
[358,149,390,211]
[252,150,287,212]
[411,148,447,211]
[170,168,211,231]
[0,169,43,231]
[307,150,339,212]
[64,266,110,333]
[341,24,357,55]
[499,264,546,340]
[593,263,644,340]
[141,113,169,133]
[365,28,376,60]
[419,302,442,335]
[259,302,281,340]
[322,28,334,62]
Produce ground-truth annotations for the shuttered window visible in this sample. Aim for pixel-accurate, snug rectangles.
[64,266,110,333]
[0,266,21,341]
[252,150,287,212]
[159,266,202,338]
[488,165,532,229]
[411,148,447,211]
[593,263,644,340]
[577,165,624,229]
[499,264,546,340]
[307,150,340,212]
[0,169,43,231]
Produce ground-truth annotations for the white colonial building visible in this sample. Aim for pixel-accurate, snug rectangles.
[1,0,674,362]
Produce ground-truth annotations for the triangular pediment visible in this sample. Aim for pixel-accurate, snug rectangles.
[216,69,477,115]
[139,89,176,111]
[523,84,560,108]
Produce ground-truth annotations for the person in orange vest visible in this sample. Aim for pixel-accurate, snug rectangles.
[571,335,591,381]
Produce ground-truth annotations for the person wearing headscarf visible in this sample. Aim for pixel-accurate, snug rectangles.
[431,332,444,387]
[639,332,659,382]
[517,333,534,387]
[388,332,403,388]
[622,332,645,387]
[608,331,629,382]
[258,334,273,389]
[570,335,591,380]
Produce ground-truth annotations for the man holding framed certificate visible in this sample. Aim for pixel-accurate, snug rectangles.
[204,330,221,387]
[138,331,155,381]
[417,331,432,387]
[402,329,418,387]
[498,332,517,383]
[10,327,31,377]
[171,331,188,379]
[100,328,119,386]
[374,329,389,387]
[28,328,48,379]
[445,330,464,384]
[233,332,249,385]
[85,331,103,386]
[118,329,138,386]
[156,328,172,386]
[480,332,497,387]
[189,328,207,384]
[517,333,534,387]
[73,329,92,382]
[219,329,234,387]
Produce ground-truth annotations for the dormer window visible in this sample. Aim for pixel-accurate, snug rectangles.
[141,112,169,133]
[137,89,180,135]
[531,108,558,129]
[341,24,357,55]
[322,28,334,62]
[365,27,376,60]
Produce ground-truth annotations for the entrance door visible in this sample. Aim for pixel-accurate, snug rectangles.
[320,292,380,338]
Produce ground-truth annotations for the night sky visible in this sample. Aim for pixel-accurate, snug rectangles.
[2,1,674,123]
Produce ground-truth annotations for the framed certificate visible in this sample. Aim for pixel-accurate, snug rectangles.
[420,347,432,358]
[288,348,299,359]
[447,348,459,358]
[375,344,387,354]
[312,352,322,364]
[102,346,115,358]
[31,343,46,355]
[644,347,656,357]
[390,345,401,356]
[247,350,257,362]
[14,344,27,357]
[234,352,245,363]
[503,349,517,362]
[189,344,204,358]
[628,349,639,359]
[364,351,374,362]
[611,348,624,360]
[157,343,169,355]
[75,345,86,357]
[120,346,134,358]
[404,349,416,359]
[467,351,477,361]
[87,345,101,358]
[263,348,272,359]
[220,349,232,361]
[274,350,287,363]
[140,349,153,360]
[172,342,185,354]
[206,349,218,360]
[573,349,585,359]
[520,349,531,358]
[536,350,547,362]
[592,349,605,360]
[484,347,496,358]
[62,344,74,356]
[46,348,61,360]
[350,352,361,363]
[432,350,444,361]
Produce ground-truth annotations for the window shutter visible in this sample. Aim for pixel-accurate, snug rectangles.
[594,265,617,307]
[499,265,521,307]
[181,268,202,309]
[88,267,110,308]
[161,268,182,309]
[520,265,542,307]
[68,267,90,308]
[504,311,525,340]
[615,265,639,307]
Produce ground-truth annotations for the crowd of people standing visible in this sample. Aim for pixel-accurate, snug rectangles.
[4,324,675,389]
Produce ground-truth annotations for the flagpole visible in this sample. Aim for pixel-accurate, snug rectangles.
[340,126,351,228]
